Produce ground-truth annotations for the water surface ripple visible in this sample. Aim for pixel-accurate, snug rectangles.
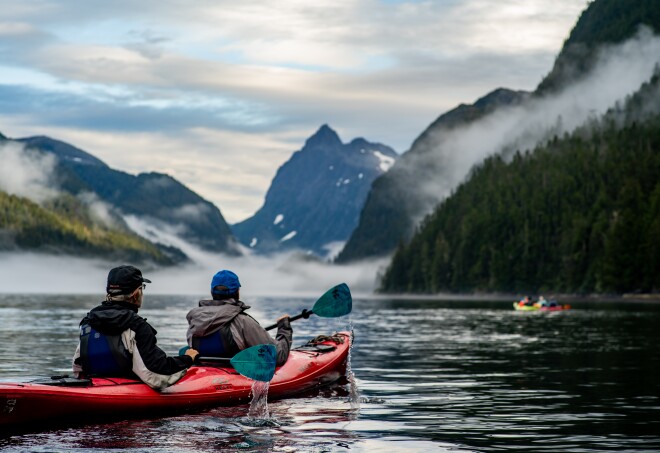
[0,295,659,452]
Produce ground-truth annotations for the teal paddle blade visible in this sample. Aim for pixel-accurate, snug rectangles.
[230,344,277,382]
[312,283,352,318]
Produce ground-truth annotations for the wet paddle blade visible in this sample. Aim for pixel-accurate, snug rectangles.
[230,344,277,382]
[312,283,352,318]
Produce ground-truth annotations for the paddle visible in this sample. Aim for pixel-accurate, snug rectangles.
[264,283,352,331]
[195,344,277,382]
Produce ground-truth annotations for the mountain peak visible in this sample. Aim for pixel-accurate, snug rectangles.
[232,128,397,257]
[305,124,342,148]
[16,135,108,168]
[474,88,530,109]
[536,0,660,94]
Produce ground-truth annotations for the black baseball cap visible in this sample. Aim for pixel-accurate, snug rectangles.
[106,265,151,295]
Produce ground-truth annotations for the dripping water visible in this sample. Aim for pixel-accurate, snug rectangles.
[347,321,360,411]
[248,380,270,419]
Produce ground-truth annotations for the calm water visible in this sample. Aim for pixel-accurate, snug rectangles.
[1,294,659,452]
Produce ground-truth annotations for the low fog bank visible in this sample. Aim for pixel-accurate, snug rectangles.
[405,28,660,222]
[0,250,387,298]
[0,182,387,298]
[0,141,59,203]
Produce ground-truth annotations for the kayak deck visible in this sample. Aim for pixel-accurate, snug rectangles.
[0,331,351,433]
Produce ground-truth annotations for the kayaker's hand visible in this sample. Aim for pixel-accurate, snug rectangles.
[276,314,292,331]
[185,348,200,362]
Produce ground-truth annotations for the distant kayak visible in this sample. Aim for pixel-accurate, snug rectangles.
[513,302,539,311]
[513,302,570,311]
[0,331,351,433]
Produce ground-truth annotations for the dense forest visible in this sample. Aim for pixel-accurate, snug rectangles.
[538,0,660,93]
[338,0,660,264]
[0,191,178,264]
[380,76,660,294]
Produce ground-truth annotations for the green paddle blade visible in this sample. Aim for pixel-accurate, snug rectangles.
[312,283,352,318]
[230,344,277,382]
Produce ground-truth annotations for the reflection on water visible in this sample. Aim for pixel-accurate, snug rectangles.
[1,294,660,452]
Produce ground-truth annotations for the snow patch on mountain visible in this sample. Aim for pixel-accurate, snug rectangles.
[373,150,395,172]
[280,231,297,242]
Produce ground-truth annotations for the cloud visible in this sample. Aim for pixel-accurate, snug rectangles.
[169,203,213,222]
[0,0,586,222]
[76,191,120,229]
[404,28,660,222]
[146,249,388,298]
[0,125,301,223]
[0,141,59,203]
[123,215,387,296]
[0,248,387,297]
[0,0,586,134]
[0,141,119,229]
[124,29,170,60]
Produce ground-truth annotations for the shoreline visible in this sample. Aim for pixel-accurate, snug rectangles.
[361,292,660,303]
[1,291,659,304]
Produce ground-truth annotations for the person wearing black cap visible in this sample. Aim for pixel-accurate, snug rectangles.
[72,265,199,390]
[186,269,293,366]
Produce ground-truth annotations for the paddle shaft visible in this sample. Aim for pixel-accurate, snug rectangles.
[195,356,231,363]
[265,309,313,331]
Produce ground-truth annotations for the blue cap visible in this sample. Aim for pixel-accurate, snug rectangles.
[211,270,241,295]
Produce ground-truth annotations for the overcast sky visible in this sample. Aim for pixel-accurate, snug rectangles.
[0,0,588,222]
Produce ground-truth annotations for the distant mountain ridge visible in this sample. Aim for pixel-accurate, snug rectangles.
[0,133,238,261]
[232,125,398,257]
[0,180,182,264]
[16,136,108,168]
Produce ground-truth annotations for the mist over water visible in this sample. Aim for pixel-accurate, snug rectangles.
[0,246,386,297]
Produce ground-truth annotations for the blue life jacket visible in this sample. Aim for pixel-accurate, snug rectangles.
[79,324,133,377]
[192,324,239,358]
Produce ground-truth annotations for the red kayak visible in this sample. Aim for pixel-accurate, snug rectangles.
[538,304,570,311]
[0,332,351,433]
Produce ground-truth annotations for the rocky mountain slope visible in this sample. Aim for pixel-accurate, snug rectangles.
[232,125,397,257]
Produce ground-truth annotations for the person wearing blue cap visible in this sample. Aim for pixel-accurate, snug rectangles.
[185,270,293,366]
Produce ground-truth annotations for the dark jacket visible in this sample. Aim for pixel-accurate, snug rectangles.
[73,301,193,390]
[186,298,293,366]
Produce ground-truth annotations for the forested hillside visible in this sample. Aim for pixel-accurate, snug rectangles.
[0,191,181,264]
[380,75,660,294]
[538,0,660,93]
[339,0,660,264]
[1,133,238,259]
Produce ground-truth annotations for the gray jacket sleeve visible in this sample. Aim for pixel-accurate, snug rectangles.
[232,315,293,366]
